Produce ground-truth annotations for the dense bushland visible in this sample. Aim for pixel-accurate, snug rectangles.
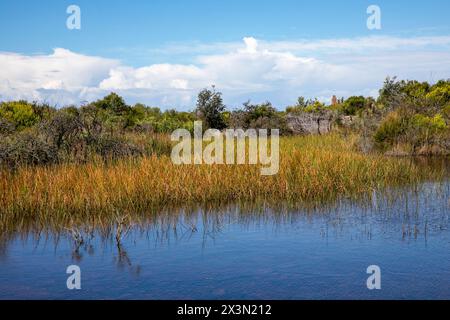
[0,77,449,168]
[286,77,450,154]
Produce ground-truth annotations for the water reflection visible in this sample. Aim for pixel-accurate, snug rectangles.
[2,181,448,263]
[0,177,449,299]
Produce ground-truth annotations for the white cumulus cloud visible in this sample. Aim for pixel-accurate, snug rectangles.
[0,48,119,105]
[1,36,449,108]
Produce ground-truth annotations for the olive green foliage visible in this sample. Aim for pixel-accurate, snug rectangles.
[373,78,450,153]
[341,96,365,116]
[92,92,130,114]
[1,78,449,167]
[408,114,447,149]
[129,104,195,133]
[378,77,450,112]
[374,112,408,146]
[230,101,291,135]
[0,93,178,167]
[282,78,449,154]
[286,97,326,114]
[0,101,39,130]
[442,105,450,120]
[0,129,58,167]
[195,87,227,130]
[426,80,450,107]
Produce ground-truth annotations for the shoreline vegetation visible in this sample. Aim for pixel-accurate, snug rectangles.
[0,134,447,218]
[0,77,449,218]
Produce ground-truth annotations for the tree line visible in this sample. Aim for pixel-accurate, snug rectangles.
[0,77,449,167]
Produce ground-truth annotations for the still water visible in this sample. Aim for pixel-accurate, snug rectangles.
[0,182,449,300]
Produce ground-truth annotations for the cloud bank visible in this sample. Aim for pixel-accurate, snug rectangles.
[1,35,450,109]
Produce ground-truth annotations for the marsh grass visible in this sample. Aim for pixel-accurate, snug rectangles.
[0,134,446,224]
[1,181,448,260]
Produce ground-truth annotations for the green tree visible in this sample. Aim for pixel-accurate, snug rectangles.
[195,86,227,130]
[90,93,133,131]
[92,92,130,115]
[377,76,404,109]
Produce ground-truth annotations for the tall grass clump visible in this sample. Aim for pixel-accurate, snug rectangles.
[0,134,445,220]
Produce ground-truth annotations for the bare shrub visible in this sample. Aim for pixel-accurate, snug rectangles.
[0,130,58,167]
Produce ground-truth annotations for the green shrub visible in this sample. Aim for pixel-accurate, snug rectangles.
[426,82,450,105]
[374,111,448,152]
[373,112,408,145]
[90,135,142,160]
[232,101,292,134]
[0,130,58,167]
[0,101,39,130]
[0,119,15,135]
[408,114,448,148]
[411,114,447,131]
[342,96,365,116]
[442,105,450,121]
[304,101,326,113]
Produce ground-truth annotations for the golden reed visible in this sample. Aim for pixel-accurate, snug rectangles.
[0,134,443,217]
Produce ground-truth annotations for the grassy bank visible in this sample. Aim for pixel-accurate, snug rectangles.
[0,134,445,219]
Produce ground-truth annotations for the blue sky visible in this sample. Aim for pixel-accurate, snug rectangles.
[0,0,449,109]
[1,0,450,65]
